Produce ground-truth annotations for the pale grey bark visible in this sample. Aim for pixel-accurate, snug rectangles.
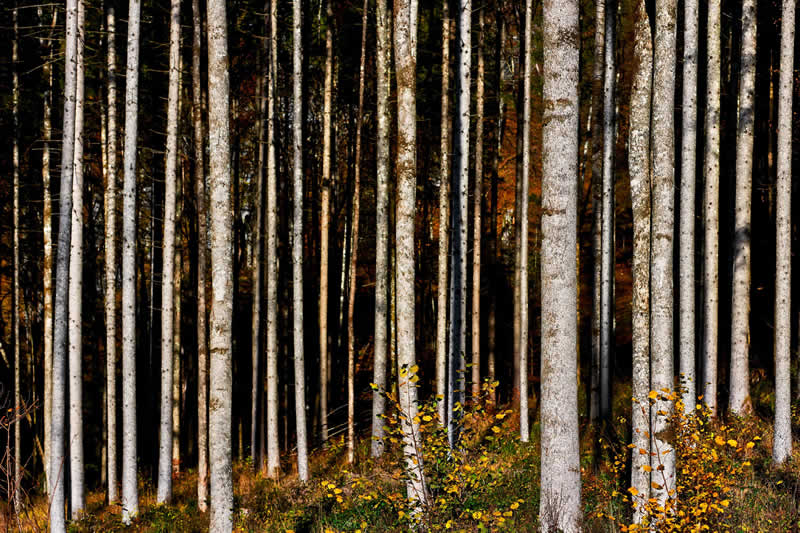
[394,0,428,508]
[68,1,86,515]
[104,1,118,502]
[319,0,333,445]
[599,0,616,420]
[772,0,794,466]
[470,5,484,401]
[192,0,210,507]
[121,0,141,521]
[371,0,390,458]
[12,2,21,510]
[729,0,756,416]
[157,0,181,503]
[265,0,280,479]
[447,0,471,448]
[679,0,698,412]
[629,0,652,519]
[436,0,451,427]
[207,0,234,524]
[703,0,721,416]
[518,0,532,443]
[650,0,677,507]
[292,0,309,482]
[50,0,78,527]
[540,0,581,528]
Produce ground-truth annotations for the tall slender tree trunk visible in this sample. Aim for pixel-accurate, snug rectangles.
[207,0,234,523]
[265,0,280,479]
[599,0,616,420]
[679,0,698,412]
[540,0,581,528]
[518,0,532,442]
[68,1,86,516]
[729,0,756,416]
[471,5,485,401]
[395,0,428,507]
[650,0,677,507]
[629,0,652,519]
[772,0,794,466]
[121,0,142,521]
[50,0,78,527]
[292,0,309,482]
[158,0,181,503]
[319,0,333,446]
[447,0,471,448]
[192,0,210,508]
[346,0,368,465]
[703,0,721,416]
[12,1,21,510]
[104,0,119,503]
[589,0,605,423]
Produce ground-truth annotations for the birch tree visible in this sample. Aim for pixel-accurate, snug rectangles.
[12,1,21,508]
[729,0,757,416]
[207,0,234,524]
[292,0,310,482]
[629,0,652,518]
[371,0,391,458]
[772,0,794,466]
[68,1,86,515]
[540,0,581,528]
[650,0,677,507]
[679,0,698,411]
[394,0,428,508]
[703,0,721,416]
[158,0,181,503]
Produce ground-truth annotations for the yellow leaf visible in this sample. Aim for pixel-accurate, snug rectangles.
[727,439,738,447]
[648,391,658,400]
[422,415,432,422]
[628,487,639,496]
[721,500,730,507]
[445,520,453,529]
[714,435,726,446]
[746,441,755,449]
[642,464,652,472]
[510,502,520,510]
[491,426,501,434]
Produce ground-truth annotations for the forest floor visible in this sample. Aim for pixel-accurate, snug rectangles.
[10,385,800,532]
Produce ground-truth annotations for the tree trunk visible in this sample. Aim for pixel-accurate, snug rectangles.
[68,1,86,516]
[471,5,484,401]
[703,0,721,416]
[12,1,21,510]
[629,0,652,519]
[436,0,451,427]
[266,0,280,479]
[679,0,698,413]
[292,0,309,482]
[121,0,142,521]
[772,0,794,466]
[371,0,391,458]
[729,0,756,416]
[540,0,582,528]
[319,0,333,446]
[158,0,181,503]
[394,0,428,509]
[518,0,532,442]
[447,0,471,448]
[650,0,677,507]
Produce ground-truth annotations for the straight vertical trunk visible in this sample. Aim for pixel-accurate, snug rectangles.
[292,0,309,482]
[518,0,532,442]
[447,0,471,448]
[157,0,181,503]
[540,0,582,528]
[68,1,86,516]
[319,0,333,445]
[471,5,485,401]
[121,0,142,521]
[207,0,234,523]
[371,0,391,458]
[347,0,368,465]
[629,0,652,519]
[650,0,677,507]
[436,0,451,427]
[12,1,21,510]
[729,0,756,416]
[703,0,721,416]
[772,0,794,466]
[679,0,698,412]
